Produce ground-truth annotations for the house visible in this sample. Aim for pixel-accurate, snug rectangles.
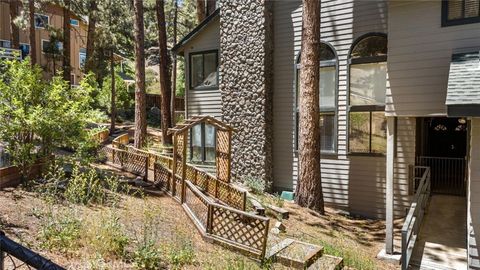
[0,3,87,85]
[173,0,480,269]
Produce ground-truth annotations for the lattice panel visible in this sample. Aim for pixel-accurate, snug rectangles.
[206,174,217,197]
[157,155,173,170]
[100,146,114,161]
[123,151,148,175]
[186,165,198,185]
[174,176,182,200]
[211,205,269,254]
[215,130,231,183]
[217,181,246,211]
[174,132,186,177]
[154,163,171,191]
[184,183,210,230]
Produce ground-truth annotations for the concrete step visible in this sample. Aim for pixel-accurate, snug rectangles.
[307,255,344,270]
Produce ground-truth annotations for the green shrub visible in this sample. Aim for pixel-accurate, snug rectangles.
[39,207,82,253]
[84,211,129,259]
[132,243,163,270]
[64,167,105,205]
[167,239,195,269]
[243,177,266,194]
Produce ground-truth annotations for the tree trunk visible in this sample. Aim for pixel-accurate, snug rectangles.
[9,0,20,49]
[63,0,71,84]
[156,0,173,146]
[28,0,37,65]
[133,0,147,148]
[206,0,215,16]
[171,0,178,123]
[85,0,97,73]
[196,0,206,23]
[295,0,324,214]
[110,51,116,134]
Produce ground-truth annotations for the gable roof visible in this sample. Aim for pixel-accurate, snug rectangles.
[446,50,480,117]
[171,9,220,54]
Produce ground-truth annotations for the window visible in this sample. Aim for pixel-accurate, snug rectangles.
[0,40,11,48]
[19,44,30,59]
[79,48,87,68]
[295,42,337,153]
[70,19,79,27]
[189,50,218,89]
[191,123,216,163]
[34,14,49,29]
[442,0,480,26]
[348,34,388,155]
[42,40,63,54]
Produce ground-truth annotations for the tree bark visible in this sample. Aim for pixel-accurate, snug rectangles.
[206,0,215,16]
[110,51,116,134]
[156,0,173,146]
[133,0,147,148]
[171,0,178,123]
[28,0,37,65]
[295,0,324,214]
[9,0,20,49]
[196,0,206,23]
[63,0,71,84]
[85,0,97,73]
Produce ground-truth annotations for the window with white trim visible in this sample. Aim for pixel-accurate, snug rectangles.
[348,34,388,155]
[295,42,337,153]
[79,48,87,68]
[70,19,79,27]
[189,50,218,90]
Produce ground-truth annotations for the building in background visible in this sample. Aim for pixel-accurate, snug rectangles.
[0,3,87,85]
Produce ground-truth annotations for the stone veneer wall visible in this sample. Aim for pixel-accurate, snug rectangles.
[219,0,274,187]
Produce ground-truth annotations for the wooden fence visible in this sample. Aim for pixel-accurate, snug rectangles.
[0,159,50,189]
[101,146,149,178]
[160,168,269,259]
[91,129,110,144]
[112,133,130,148]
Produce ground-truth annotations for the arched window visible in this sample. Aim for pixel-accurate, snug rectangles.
[348,34,388,154]
[295,42,338,153]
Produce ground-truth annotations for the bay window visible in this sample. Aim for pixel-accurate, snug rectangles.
[348,34,388,155]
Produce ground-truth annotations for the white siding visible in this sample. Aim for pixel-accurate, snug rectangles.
[182,18,222,118]
[387,1,480,117]
[468,118,480,269]
[272,0,413,218]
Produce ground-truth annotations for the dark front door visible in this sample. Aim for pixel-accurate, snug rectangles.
[416,117,467,196]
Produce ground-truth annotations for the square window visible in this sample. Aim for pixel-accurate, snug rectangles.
[79,48,87,68]
[35,14,49,29]
[189,51,218,89]
[0,40,11,48]
[443,0,480,26]
[350,62,387,106]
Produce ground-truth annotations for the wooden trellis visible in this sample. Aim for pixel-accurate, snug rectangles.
[168,115,234,184]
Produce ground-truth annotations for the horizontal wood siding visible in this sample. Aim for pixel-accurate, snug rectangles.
[273,0,413,218]
[387,1,480,116]
[468,118,480,269]
[182,18,222,119]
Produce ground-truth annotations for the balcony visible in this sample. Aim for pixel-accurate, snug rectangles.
[0,48,22,60]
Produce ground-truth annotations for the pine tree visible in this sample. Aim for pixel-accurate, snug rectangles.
[133,0,147,148]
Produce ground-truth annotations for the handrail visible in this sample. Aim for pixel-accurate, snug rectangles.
[401,166,431,270]
[0,231,65,270]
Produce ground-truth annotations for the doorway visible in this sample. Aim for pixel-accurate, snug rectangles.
[415,117,468,196]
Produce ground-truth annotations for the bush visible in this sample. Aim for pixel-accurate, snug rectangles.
[243,177,266,194]
[83,211,129,259]
[64,167,105,205]
[39,207,82,253]
[132,243,163,270]
[165,236,195,269]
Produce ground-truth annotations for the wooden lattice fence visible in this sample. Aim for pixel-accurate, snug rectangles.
[101,146,148,178]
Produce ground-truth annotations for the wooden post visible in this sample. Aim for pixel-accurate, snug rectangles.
[181,131,187,203]
[172,134,177,197]
[386,116,395,254]
[227,130,232,183]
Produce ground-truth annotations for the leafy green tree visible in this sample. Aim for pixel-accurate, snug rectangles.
[0,58,93,180]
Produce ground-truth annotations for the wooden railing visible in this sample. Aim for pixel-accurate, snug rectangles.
[101,146,149,178]
[90,129,110,144]
[402,166,431,270]
[182,177,269,259]
[112,133,129,148]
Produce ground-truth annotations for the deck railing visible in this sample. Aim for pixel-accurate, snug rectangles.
[415,156,466,196]
[401,166,431,270]
[0,48,21,60]
[0,231,64,270]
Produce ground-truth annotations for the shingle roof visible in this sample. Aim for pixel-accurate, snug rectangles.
[446,50,480,106]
